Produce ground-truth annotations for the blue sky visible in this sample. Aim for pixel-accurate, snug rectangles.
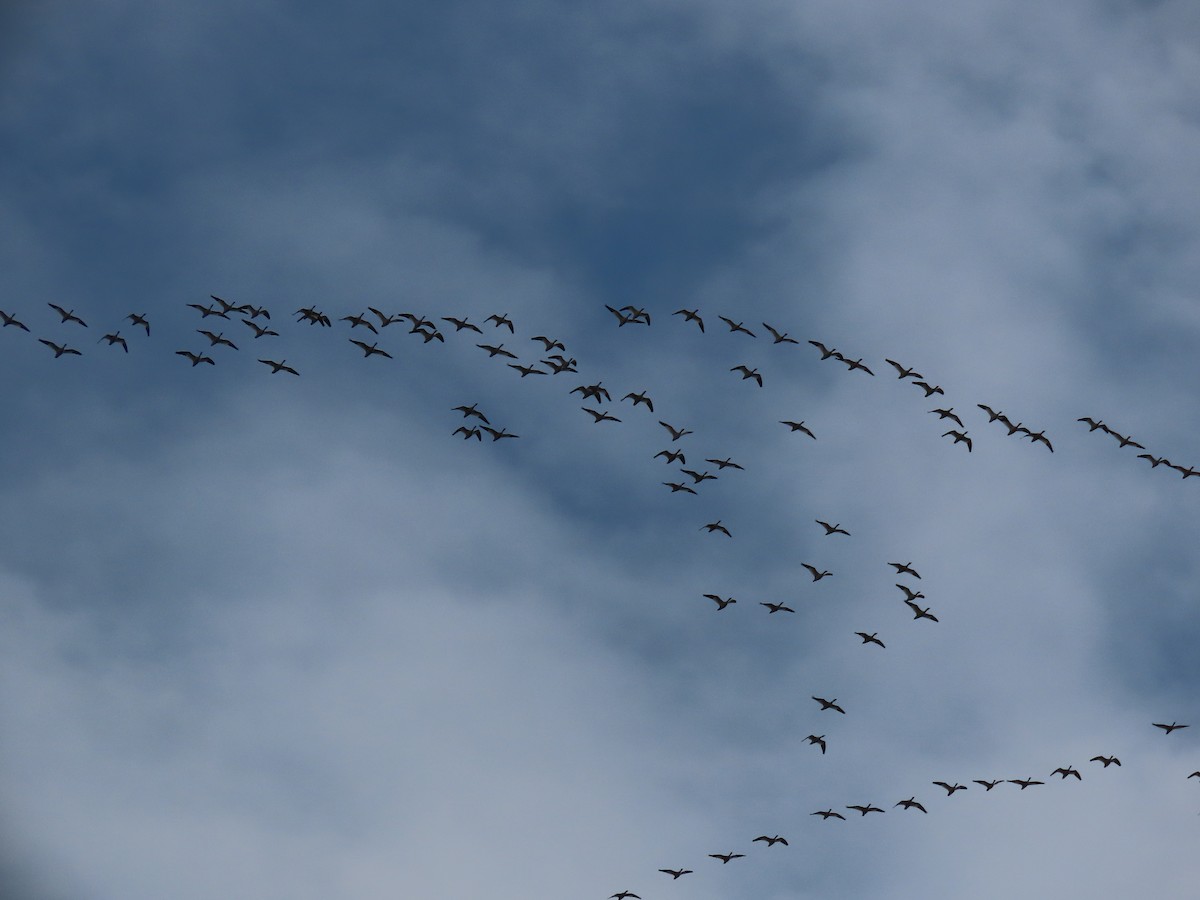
[2,1,1199,897]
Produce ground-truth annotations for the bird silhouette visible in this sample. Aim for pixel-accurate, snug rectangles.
[802,564,832,581]
[531,335,565,352]
[978,404,1011,425]
[477,343,517,359]
[1089,756,1121,767]
[680,469,717,484]
[914,381,944,397]
[0,310,30,331]
[895,797,927,813]
[760,602,795,614]
[705,457,744,471]
[441,316,483,333]
[187,302,229,319]
[654,449,686,464]
[717,316,755,337]
[175,350,214,366]
[973,779,1004,791]
[658,869,693,879]
[242,319,279,338]
[730,364,763,386]
[350,340,393,359]
[930,408,964,427]
[933,781,967,795]
[367,307,401,327]
[1052,767,1082,780]
[664,482,698,494]
[942,430,973,451]
[481,426,518,441]
[507,363,546,377]
[39,339,82,357]
[780,420,816,439]
[659,421,693,441]
[808,340,839,359]
[816,520,850,536]
[846,804,884,816]
[1154,722,1189,734]
[341,314,378,333]
[885,359,923,379]
[805,735,827,754]
[753,835,789,846]
[840,357,874,375]
[572,382,612,402]
[762,323,799,344]
[1108,430,1145,450]
[907,601,939,622]
[258,359,299,375]
[813,697,846,714]
[486,313,515,332]
[701,520,732,537]
[672,308,704,331]
[855,632,885,648]
[1025,430,1054,452]
[126,313,150,335]
[708,853,745,864]
[888,562,921,579]
[453,403,489,424]
[98,332,128,352]
[452,426,482,441]
[48,303,87,326]
[1009,777,1044,789]
[1077,416,1107,431]
[703,594,737,610]
[895,584,925,601]
[622,391,654,411]
[582,407,621,423]
[198,330,238,349]
[811,808,844,820]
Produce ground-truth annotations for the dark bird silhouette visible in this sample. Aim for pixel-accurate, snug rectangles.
[453,403,489,424]
[1003,420,1029,436]
[1025,430,1054,452]
[1138,453,1172,468]
[350,339,393,359]
[341,314,378,333]
[295,307,331,327]
[701,520,732,537]
[582,407,621,423]
[1108,430,1145,450]
[802,564,832,581]
[654,449,686,464]
[198,330,238,350]
[481,426,519,441]
[0,310,31,331]
[453,426,483,441]
[486,313,515,332]
[895,797,927,813]
[930,408,964,427]
[846,804,884,816]
[659,421,693,441]
[811,808,844,820]
[978,404,1011,424]
[942,430,973,451]
[907,600,939,622]
[619,305,651,324]
[895,584,925,601]
[672,308,704,331]
[441,316,483,333]
[571,383,612,403]
[856,632,885,648]
[99,332,128,352]
[477,343,517,359]
[885,359,923,379]
[39,339,82,357]
[705,457,744,471]
[1188,771,1200,779]
[753,835,789,846]
[813,697,846,714]
[780,420,816,439]
[658,869,693,879]
[717,316,755,337]
[609,892,640,900]
[1076,416,1106,431]
[664,482,698,494]
[731,364,763,386]
[805,735,827,754]
[415,326,445,344]
[604,305,636,326]
[1052,767,1082,780]
[709,853,745,864]
[973,779,1004,791]
[1090,756,1121,768]
[760,602,795,614]
[1170,464,1200,479]
[680,468,717,484]
[808,340,839,360]
[1009,777,1044,789]
[914,381,944,397]
[703,594,737,610]
[242,319,279,338]
[816,520,850,536]
[48,303,87,326]
[367,307,401,328]
[622,391,654,411]
[1154,722,1189,734]
[531,335,565,352]
[840,357,875,375]
[210,295,251,315]
[541,354,577,374]
[933,781,968,795]
[762,323,799,344]
[258,359,299,375]
[242,304,270,320]
[175,350,214,366]
[187,302,229,319]
[889,562,921,579]
[126,313,150,335]
[508,363,546,377]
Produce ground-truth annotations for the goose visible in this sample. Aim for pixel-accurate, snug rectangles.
[1077,416,1106,431]
[39,339,82,357]
[175,350,214,366]
[507,363,546,377]
[98,332,128,352]
[242,304,270,320]
[350,339,392,359]
[933,781,967,795]
[187,303,229,319]
[485,313,514,332]
[703,594,737,610]
[802,564,832,581]
[531,335,565,351]
[367,307,402,327]
[582,407,621,423]
[914,381,944,397]
[1138,453,1171,468]
[541,355,577,374]
[895,584,925,601]
[441,316,482,333]
[453,403,489,424]
[907,601,939,622]
[846,804,884,816]
[481,426,518,441]
[340,314,378,333]
[780,420,816,439]
[258,359,299,375]
[571,382,611,402]
[210,295,251,315]
[672,308,704,331]
[1170,464,1200,479]
[609,893,640,900]
[680,469,717,484]
[413,326,445,343]
[811,808,844,820]
[816,520,850,536]
[805,735,827,754]
[888,562,921,579]
[126,313,150,335]
[452,426,482,441]
[730,364,763,386]
[622,391,654,411]
[1153,722,1189,734]
[762,323,799,344]
[753,835,788,846]
[658,869,693,879]
[604,305,636,326]
[0,310,30,331]
[1089,756,1121,767]
[807,340,839,360]
[813,697,846,714]
[701,520,732,537]
[840,357,874,375]
[659,421,693,441]
[930,408,964,427]
[1025,430,1054,452]
[476,343,517,359]
[664,482,697,494]
[1051,767,1082,780]
[1108,430,1144,449]
[705,457,744,470]
[48,303,87,326]
[399,313,434,332]
[654,449,686,464]
[978,404,1011,424]
[885,359,923,379]
[760,602,795,614]
[855,632,885,648]
[895,797,927,813]
[242,319,279,338]
[942,429,972,451]
[717,316,755,337]
[708,853,745,864]
[1009,777,1044,789]
[973,779,1004,790]
[619,305,651,324]
[295,307,331,326]
[198,330,238,349]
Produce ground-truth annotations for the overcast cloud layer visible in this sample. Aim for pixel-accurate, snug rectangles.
[2,1,1199,898]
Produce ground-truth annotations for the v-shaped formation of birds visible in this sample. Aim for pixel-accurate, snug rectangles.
[5,298,1197,896]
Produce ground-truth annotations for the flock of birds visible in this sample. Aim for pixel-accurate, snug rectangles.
[6,297,1196,897]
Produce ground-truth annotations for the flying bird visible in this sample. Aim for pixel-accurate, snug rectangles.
[622,391,654,411]
[38,339,82,357]
[654,449,686,464]
[440,316,482,333]
[175,350,214,366]
[477,343,517,359]
[816,520,850,536]
[672,308,704,331]
[753,835,789,846]
[659,421,693,441]
[907,601,939,622]
[453,426,482,441]
[679,468,717,484]
[604,305,636,326]
[1052,767,1082,780]
[98,332,128,352]
[885,359,923,379]
[703,594,737,610]
[760,602,795,614]
[701,520,732,537]
[813,697,846,714]
[664,482,698,494]
[350,339,393,359]
[705,457,744,470]
[341,314,378,333]
[717,316,755,337]
[572,382,612,402]
[805,735,827,754]
[1089,756,1121,767]
[1138,453,1172,468]
[978,404,1011,424]
[210,295,251,315]
[1009,778,1045,789]
[1154,722,1189,734]
[582,407,621,423]
[609,893,640,900]
[708,853,745,864]
[973,779,1004,791]
[295,307,331,326]
[1025,430,1054,452]
[840,357,874,375]
[0,310,30,331]
[731,364,763,386]
[930,408,964,427]
[914,381,944,397]
[762,323,799,344]
[242,319,279,338]
[508,363,546,377]
[942,430,973,451]
[367,307,401,327]
[855,632,885,648]
[1108,430,1145,450]
[895,797,927,813]
[198,330,238,349]
[802,564,832,581]
[846,804,884,816]
[888,562,921,579]
[258,359,299,375]
[811,808,844,820]
[126,313,150,335]
[658,869,693,879]
[486,313,515,332]
[895,584,925,601]
[187,302,229,319]
[808,340,839,359]
[780,420,816,438]
[531,335,565,352]
[453,403,489,424]
[1076,416,1107,431]
[933,781,967,795]
[48,303,87,326]
[481,426,518,441]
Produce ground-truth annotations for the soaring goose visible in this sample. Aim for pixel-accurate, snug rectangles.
[350,339,392,359]
[753,835,789,846]
[1008,777,1044,789]
[914,381,944,397]
[942,429,972,451]
[453,403,489,424]
[933,781,967,795]
[39,339,82,357]
[705,457,744,470]
[888,562,921,579]
[441,316,482,333]
[258,359,299,375]
[531,335,565,351]
[507,363,546,377]
[811,808,844,820]
[0,310,30,331]
[1089,756,1121,767]
[701,520,732,537]
[622,391,654,411]
[1153,722,1189,734]
[340,314,378,333]
[48,303,87,326]
[780,420,816,439]
[187,303,229,319]
[582,407,621,423]
[973,779,1004,791]
[126,313,150,335]
[805,735,827,754]
[658,869,693,879]
[481,426,518,441]
[708,853,745,864]
[816,520,850,536]
[731,364,763,386]
[242,319,279,338]
[813,697,846,714]
[717,316,755,337]
[1051,767,1082,780]
[175,350,214,366]
[762,323,799,344]
[760,602,795,614]
[198,330,238,349]
[808,340,839,360]
[846,804,884,816]
[672,308,704,331]
[486,313,514,332]
[654,449,686,464]
[476,343,517,359]
[885,359,922,379]
[703,594,737,610]
[663,482,697,494]
[659,421,694,441]
[930,408,964,427]
[855,632,885,648]
[895,797,927,813]
[802,564,832,581]
[98,332,128,352]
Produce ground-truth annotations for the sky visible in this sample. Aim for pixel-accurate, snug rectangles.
[1,0,1199,897]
